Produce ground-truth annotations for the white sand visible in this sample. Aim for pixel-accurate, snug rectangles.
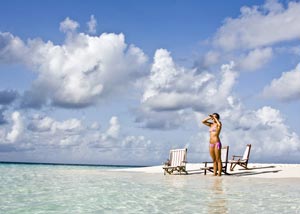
[115,163,300,178]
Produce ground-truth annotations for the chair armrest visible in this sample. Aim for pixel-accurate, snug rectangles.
[202,161,213,168]
[232,155,242,160]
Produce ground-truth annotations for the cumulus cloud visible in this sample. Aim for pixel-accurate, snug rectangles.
[213,0,300,51]
[0,32,26,63]
[238,47,273,71]
[0,17,148,109]
[226,106,300,162]
[28,115,54,132]
[6,111,23,143]
[0,111,160,164]
[141,49,238,113]
[262,63,300,101]
[84,115,163,164]
[100,116,120,143]
[28,115,82,133]
[59,17,80,33]
[137,49,239,129]
[87,15,97,34]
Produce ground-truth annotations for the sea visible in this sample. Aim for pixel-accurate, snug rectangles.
[0,163,299,214]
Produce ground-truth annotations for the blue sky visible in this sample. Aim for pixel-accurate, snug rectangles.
[0,0,299,165]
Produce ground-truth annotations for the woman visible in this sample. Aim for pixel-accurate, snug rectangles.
[202,113,222,176]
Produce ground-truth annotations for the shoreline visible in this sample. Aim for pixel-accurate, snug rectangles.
[114,163,300,179]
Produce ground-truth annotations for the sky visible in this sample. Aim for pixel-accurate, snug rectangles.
[0,0,299,165]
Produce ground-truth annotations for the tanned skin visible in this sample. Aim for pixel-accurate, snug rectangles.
[202,113,222,176]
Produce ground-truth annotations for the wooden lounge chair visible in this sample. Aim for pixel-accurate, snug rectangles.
[229,144,251,171]
[202,146,229,175]
[163,148,188,175]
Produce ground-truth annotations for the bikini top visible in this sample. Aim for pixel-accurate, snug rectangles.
[209,125,217,132]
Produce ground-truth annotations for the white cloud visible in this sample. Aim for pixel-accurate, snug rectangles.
[137,49,239,130]
[0,19,148,108]
[227,106,300,162]
[87,15,97,34]
[238,47,273,71]
[28,115,54,132]
[142,49,180,102]
[262,63,300,101]
[103,116,120,140]
[202,51,220,67]
[59,17,79,33]
[90,122,100,130]
[0,32,27,63]
[263,0,284,13]
[53,118,82,132]
[4,113,159,164]
[213,0,300,51]
[6,111,23,143]
[122,135,151,149]
[141,49,238,113]
[29,115,82,133]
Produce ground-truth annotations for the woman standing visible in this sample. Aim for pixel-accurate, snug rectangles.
[202,113,222,176]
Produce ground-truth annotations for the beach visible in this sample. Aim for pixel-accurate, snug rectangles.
[115,163,300,178]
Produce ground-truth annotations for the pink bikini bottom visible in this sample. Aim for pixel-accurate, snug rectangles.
[210,142,221,150]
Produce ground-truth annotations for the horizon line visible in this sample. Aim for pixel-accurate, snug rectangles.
[0,161,147,168]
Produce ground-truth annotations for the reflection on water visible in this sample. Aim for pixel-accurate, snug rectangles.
[208,178,228,214]
[164,175,188,188]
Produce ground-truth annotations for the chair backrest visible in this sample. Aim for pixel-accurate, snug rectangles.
[221,146,229,163]
[221,146,229,173]
[242,144,251,160]
[169,148,187,167]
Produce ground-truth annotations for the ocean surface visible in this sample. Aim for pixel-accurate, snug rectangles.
[0,163,299,214]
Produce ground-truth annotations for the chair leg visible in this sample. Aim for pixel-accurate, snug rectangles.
[230,163,237,171]
[183,167,188,175]
[241,163,248,169]
[222,166,226,175]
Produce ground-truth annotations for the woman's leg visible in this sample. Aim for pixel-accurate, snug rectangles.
[209,145,217,175]
[215,145,222,176]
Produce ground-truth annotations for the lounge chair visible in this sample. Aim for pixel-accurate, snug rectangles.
[163,148,188,175]
[202,146,229,175]
[229,144,251,171]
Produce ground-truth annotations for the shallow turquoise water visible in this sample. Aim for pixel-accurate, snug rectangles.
[0,164,299,213]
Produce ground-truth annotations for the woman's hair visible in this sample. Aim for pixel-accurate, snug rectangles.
[213,113,220,120]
